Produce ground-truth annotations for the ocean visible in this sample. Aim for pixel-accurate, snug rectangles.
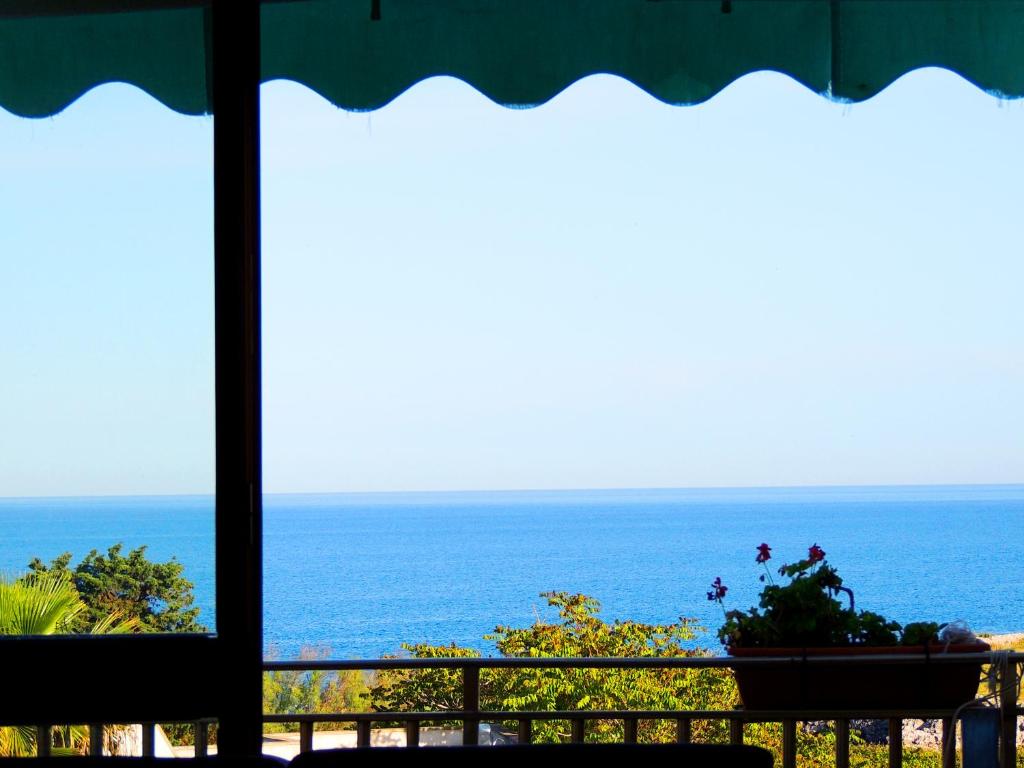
[1,484,1022,658]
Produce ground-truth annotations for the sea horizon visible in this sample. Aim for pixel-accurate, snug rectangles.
[2,482,1023,658]
[3,480,1023,503]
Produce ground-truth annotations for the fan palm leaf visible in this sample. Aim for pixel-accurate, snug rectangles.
[0,726,36,758]
[0,572,83,635]
[89,609,142,634]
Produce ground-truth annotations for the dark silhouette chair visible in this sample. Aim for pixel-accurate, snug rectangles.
[290,743,774,767]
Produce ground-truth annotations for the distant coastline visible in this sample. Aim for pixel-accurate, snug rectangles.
[982,632,1024,649]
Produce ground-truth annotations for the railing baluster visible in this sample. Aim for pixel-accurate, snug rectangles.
[88,724,103,757]
[571,717,586,743]
[462,664,480,746]
[730,717,744,745]
[676,717,692,744]
[141,723,156,757]
[1000,660,1018,768]
[782,719,797,768]
[942,717,955,768]
[299,721,314,753]
[405,720,420,748]
[518,719,532,744]
[836,719,850,768]
[624,717,638,744]
[35,725,51,758]
[889,718,903,768]
[194,721,208,757]
[357,720,371,748]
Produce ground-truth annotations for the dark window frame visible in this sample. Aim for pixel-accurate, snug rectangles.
[0,1,264,756]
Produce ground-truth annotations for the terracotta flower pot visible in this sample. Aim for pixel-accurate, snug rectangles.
[727,642,990,710]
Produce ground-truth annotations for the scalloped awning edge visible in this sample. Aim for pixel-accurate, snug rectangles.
[2,0,1023,119]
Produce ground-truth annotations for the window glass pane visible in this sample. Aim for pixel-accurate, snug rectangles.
[0,85,214,637]
[260,70,1024,660]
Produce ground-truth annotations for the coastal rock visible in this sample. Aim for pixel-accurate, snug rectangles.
[802,719,947,748]
[851,719,888,744]
[901,720,945,750]
[808,716,1024,750]
[851,718,946,748]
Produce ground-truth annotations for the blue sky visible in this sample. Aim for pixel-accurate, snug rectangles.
[1,69,1022,496]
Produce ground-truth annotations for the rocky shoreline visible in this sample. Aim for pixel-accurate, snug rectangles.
[806,718,1024,751]
[804,719,951,750]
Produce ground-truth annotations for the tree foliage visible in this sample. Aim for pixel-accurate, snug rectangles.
[371,643,482,718]
[263,645,371,733]
[487,592,735,742]
[27,543,205,633]
[367,592,951,768]
[371,591,737,743]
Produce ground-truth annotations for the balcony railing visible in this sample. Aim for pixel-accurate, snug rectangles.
[261,652,1022,768]
[17,653,1018,763]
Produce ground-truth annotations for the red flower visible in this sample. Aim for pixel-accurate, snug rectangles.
[755,543,772,563]
[707,576,728,600]
[808,544,825,563]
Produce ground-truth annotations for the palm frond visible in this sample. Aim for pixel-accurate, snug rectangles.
[0,726,37,758]
[0,572,84,636]
[90,610,142,635]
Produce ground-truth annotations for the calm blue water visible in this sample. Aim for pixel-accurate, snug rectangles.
[1,485,1023,658]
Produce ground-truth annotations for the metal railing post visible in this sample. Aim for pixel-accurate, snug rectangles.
[462,664,480,746]
[299,721,313,753]
[518,719,532,744]
[141,723,156,757]
[357,720,371,747]
[405,721,420,748]
[571,717,586,743]
[624,717,638,743]
[194,721,208,757]
[88,724,103,757]
[676,717,692,744]
[35,725,50,758]
[889,718,903,768]
[836,719,850,768]
[730,717,744,745]
[782,719,797,768]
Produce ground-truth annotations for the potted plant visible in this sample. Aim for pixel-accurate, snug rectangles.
[707,543,990,710]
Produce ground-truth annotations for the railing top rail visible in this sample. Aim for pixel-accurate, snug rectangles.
[263,707,965,723]
[264,652,1007,672]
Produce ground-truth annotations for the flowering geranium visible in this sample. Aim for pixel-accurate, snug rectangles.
[706,576,728,602]
[711,543,943,649]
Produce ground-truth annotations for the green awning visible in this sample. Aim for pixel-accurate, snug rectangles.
[2,0,1023,118]
[0,2,210,117]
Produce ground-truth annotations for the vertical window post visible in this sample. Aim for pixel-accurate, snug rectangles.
[212,0,263,756]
